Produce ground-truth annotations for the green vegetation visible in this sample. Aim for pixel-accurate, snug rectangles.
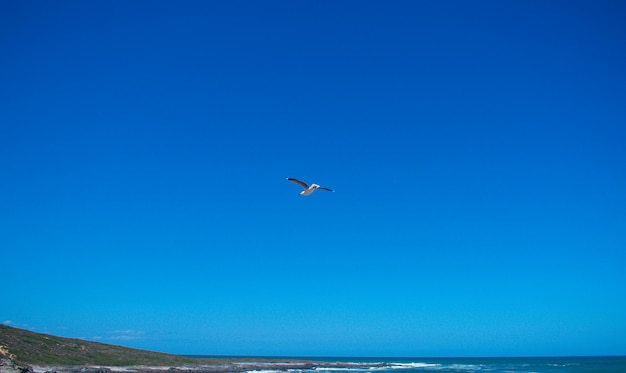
[0,324,200,366]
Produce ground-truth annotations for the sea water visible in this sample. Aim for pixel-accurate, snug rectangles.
[191,356,626,373]
[312,357,626,373]
[308,356,626,373]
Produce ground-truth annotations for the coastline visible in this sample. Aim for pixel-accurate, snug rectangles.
[5,356,626,373]
[27,361,391,373]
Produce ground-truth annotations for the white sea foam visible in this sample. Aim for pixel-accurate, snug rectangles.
[389,363,440,369]
[316,363,440,371]
[235,362,308,366]
[443,364,481,371]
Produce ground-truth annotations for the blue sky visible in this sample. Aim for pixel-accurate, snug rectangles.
[1,0,625,357]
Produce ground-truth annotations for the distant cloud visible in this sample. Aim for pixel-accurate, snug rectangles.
[1,320,36,332]
[107,329,146,341]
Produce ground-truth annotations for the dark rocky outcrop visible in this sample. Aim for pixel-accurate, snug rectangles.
[1,358,33,373]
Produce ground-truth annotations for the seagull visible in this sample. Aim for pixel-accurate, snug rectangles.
[287,178,334,196]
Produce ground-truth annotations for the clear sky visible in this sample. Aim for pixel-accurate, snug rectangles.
[1,0,625,358]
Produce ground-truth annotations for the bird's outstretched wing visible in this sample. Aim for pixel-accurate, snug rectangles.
[319,187,334,192]
[287,178,309,189]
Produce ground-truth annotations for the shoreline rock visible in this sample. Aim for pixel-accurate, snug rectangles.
[28,361,390,373]
[1,359,32,373]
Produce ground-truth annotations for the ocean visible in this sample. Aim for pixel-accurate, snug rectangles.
[313,357,626,373]
[191,356,626,373]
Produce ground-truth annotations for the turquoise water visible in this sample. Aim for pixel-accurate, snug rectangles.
[190,356,626,373]
[313,357,626,373]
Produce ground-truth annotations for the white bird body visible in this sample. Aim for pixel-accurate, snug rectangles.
[301,183,321,196]
[287,178,334,196]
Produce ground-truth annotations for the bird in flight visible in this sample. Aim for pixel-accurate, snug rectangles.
[287,178,334,196]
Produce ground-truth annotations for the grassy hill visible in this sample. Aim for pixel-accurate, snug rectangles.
[0,324,198,366]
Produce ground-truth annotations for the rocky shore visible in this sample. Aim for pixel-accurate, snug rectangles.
[4,359,390,373]
[1,359,32,373]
